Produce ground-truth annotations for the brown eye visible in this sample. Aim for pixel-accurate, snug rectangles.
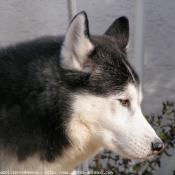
[119,99,130,107]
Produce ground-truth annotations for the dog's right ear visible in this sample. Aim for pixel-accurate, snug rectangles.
[104,16,129,50]
[60,11,94,73]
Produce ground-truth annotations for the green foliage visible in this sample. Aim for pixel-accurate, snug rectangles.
[89,101,175,175]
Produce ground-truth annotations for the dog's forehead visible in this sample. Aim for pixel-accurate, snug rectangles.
[89,37,140,95]
[90,37,125,69]
[91,36,129,69]
[125,83,139,97]
[92,35,121,53]
[119,83,142,102]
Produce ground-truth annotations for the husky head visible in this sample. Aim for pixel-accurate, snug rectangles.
[60,11,164,161]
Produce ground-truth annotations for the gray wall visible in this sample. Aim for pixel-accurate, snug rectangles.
[0,0,69,44]
[0,0,175,174]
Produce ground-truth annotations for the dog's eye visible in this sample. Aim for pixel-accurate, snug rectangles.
[119,99,130,107]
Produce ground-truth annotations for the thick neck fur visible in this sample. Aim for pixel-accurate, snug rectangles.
[0,116,100,174]
[62,111,101,171]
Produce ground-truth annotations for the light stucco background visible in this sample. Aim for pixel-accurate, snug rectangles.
[0,0,175,174]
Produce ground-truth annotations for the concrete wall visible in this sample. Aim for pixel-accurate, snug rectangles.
[0,0,69,45]
[0,0,175,174]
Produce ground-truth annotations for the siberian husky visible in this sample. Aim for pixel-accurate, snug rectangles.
[0,11,164,174]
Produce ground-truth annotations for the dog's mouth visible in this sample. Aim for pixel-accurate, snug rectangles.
[112,139,155,161]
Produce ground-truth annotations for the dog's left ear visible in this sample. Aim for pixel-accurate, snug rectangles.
[61,11,94,73]
[104,16,129,50]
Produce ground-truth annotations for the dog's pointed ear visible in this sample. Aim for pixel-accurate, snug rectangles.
[104,16,129,50]
[61,11,94,73]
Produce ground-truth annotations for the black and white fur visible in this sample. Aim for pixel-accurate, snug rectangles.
[0,11,163,173]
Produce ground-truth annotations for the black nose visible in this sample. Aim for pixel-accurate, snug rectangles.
[152,142,164,153]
